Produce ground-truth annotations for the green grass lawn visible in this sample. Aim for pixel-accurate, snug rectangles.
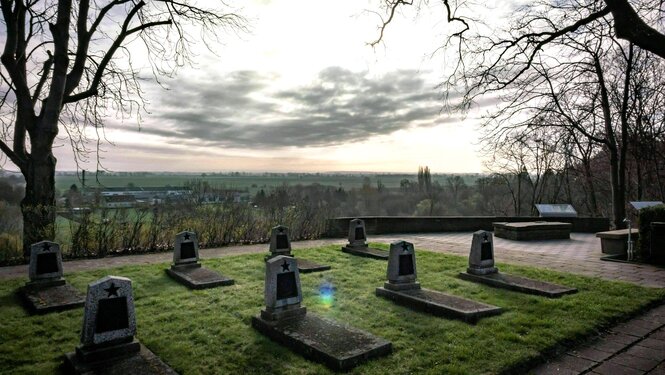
[1,245,663,374]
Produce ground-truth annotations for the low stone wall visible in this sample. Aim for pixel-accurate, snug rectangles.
[324,216,610,237]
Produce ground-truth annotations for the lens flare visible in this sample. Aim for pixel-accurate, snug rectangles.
[318,281,335,308]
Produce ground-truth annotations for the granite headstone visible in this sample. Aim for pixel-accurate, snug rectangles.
[260,255,306,321]
[466,230,498,275]
[265,225,331,273]
[384,241,420,291]
[28,241,64,283]
[173,231,199,265]
[341,218,388,260]
[348,218,368,248]
[64,276,176,374]
[166,231,234,289]
[19,241,84,314]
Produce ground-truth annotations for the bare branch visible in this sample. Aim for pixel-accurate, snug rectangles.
[369,0,413,47]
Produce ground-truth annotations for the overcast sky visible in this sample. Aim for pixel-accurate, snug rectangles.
[51,0,494,173]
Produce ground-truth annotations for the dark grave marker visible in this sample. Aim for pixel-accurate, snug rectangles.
[166,231,234,289]
[467,231,498,275]
[19,241,84,314]
[80,277,136,346]
[36,252,59,275]
[384,241,418,289]
[266,225,330,273]
[480,241,492,261]
[64,276,176,374]
[95,297,129,333]
[398,254,415,276]
[460,231,577,297]
[173,231,199,264]
[355,226,365,240]
[276,272,298,300]
[342,218,388,260]
[179,242,196,261]
[276,233,289,250]
[377,240,502,322]
[28,240,63,281]
[269,225,292,256]
[252,255,392,371]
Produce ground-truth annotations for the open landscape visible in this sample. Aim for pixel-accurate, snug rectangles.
[2,0,665,374]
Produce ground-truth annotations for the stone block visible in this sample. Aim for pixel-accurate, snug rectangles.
[19,241,84,314]
[493,221,572,241]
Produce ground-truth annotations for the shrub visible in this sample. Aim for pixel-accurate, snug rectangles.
[637,204,665,255]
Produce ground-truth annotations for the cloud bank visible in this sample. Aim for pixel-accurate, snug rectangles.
[121,67,452,149]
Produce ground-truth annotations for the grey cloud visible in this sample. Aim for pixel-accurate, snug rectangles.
[133,67,449,148]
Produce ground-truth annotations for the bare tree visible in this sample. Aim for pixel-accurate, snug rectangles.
[1,1,246,256]
[373,0,664,228]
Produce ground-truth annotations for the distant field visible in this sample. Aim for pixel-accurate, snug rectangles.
[55,172,483,195]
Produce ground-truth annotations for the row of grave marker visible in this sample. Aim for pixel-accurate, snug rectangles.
[19,219,577,372]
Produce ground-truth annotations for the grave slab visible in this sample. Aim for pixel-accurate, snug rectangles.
[493,221,572,241]
[19,241,84,314]
[377,240,502,323]
[265,225,330,273]
[251,313,392,371]
[375,286,502,323]
[296,258,331,274]
[166,263,234,289]
[166,231,234,289]
[341,245,389,260]
[20,283,85,314]
[64,341,177,375]
[253,255,391,370]
[458,271,578,298]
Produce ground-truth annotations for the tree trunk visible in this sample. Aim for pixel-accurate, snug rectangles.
[21,152,57,257]
[583,162,599,216]
[608,147,626,229]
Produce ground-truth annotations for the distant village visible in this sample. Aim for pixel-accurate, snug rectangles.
[61,185,251,209]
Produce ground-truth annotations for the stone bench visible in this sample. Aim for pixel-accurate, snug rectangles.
[493,221,572,241]
[595,229,639,255]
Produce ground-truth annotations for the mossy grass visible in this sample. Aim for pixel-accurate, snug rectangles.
[1,245,663,374]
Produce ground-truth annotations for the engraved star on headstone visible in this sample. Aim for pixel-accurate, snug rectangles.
[41,242,51,251]
[104,283,120,297]
[281,259,290,272]
[482,233,489,242]
[401,242,410,252]
[183,232,190,240]
[278,227,284,233]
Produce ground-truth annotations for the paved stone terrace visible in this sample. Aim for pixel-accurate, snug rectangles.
[2,232,665,374]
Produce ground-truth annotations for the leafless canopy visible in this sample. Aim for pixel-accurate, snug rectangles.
[0,0,246,171]
[371,0,665,109]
